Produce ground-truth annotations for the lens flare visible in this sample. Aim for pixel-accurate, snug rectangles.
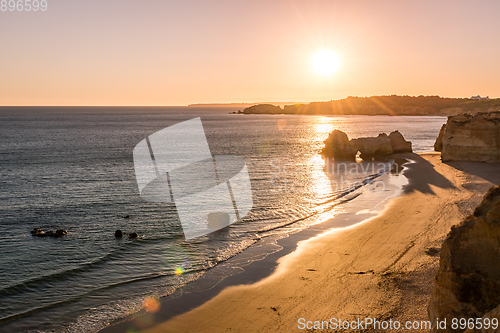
[174,266,184,275]
[142,296,160,313]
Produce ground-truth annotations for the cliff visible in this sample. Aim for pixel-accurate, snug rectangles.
[434,124,446,152]
[243,95,500,116]
[428,185,500,333]
[435,111,500,162]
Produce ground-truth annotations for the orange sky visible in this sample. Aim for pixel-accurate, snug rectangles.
[1,0,499,106]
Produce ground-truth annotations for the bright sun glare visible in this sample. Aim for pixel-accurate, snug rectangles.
[312,50,340,77]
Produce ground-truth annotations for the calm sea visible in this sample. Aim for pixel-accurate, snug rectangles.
[0,107,446,332]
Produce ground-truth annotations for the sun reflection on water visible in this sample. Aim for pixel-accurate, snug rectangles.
[305,154,333,200]
[306,116,339,200]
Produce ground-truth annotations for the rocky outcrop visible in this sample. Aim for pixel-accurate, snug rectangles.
[435,111,500,162]
[389,130,413,153]
[321,130,412,160]
[350,134,393,159]
[428,185,500,332]
[321,130,353,159]
[31,228,67,238]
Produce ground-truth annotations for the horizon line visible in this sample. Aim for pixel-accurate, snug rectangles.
[0,94,496,108]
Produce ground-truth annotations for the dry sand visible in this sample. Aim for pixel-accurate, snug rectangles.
[139,152,500,333]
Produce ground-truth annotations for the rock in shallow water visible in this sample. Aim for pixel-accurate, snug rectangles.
[321,130,353,160]
[31,228,67,238]
[428,185,500,333]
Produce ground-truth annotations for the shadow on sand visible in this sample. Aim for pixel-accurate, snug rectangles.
[445,160,500,186]
[396,153,455,195]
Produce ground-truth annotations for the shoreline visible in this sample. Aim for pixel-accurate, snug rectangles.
[100,153,500,333]
[139,153,500,332]
[99,155,413,332]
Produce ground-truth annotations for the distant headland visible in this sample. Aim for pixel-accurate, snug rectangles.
[188,102,306,108]
[238,95,500,116]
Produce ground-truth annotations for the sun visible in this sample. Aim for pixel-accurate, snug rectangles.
[311,50,340,77]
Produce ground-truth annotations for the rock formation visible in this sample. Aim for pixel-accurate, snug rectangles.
[321,130,412,160]
[434,111,500,162]
[349,133,393,159]
[428,185,500,332]
[321,130,353,159]
[389,130,413,153]
[31,227,67,238]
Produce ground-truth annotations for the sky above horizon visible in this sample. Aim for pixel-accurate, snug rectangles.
[1,0,499,106]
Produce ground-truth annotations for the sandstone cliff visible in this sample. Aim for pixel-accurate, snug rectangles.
[434,124,446,152]
[428,185,500,333]
[321,130,412,160]
[435,111,500,162]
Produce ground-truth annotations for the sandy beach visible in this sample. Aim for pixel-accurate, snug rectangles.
[128,152,500,333]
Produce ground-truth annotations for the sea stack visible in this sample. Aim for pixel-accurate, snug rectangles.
[321,130,353,159]
[321,130,412,160]
[389,130,413,153]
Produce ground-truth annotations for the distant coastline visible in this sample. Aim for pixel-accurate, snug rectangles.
[239,95,500,116]
[188,102,305,108]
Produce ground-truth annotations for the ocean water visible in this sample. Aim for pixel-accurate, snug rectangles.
[0,107,446,332]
